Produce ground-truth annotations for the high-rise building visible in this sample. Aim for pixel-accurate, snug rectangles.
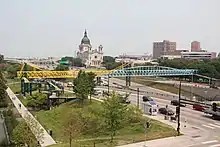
[153,40,176,59]
[191,41,201,52]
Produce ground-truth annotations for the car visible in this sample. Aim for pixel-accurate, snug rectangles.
[67,82,73,87]
[94,90,102,96]
[159,108,174,116]
[142,96,154,102]
[193,103,205,111]
[171,100,186,107]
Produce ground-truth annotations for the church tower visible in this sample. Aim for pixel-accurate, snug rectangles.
[77,30,103,68]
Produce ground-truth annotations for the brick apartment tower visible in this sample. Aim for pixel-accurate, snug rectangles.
[153,40,176,59]
[191,41,201,52]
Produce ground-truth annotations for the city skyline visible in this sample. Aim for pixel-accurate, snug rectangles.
[0,0,220,58]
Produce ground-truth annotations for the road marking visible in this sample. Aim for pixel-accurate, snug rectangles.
[209,123,220,128]
[202,124,215,129]
[209,144,220,147]
[202,140,218,144]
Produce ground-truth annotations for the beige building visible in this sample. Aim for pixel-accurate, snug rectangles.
[77,30,103,67]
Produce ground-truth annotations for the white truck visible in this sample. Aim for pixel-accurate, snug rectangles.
[142,101,158,116]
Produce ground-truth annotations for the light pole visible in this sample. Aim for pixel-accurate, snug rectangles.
[108,74,110,94]
[137,88,140,108]
[177,80,181,136]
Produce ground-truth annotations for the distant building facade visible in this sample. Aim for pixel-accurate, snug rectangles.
[181,51,216,60]
[153,40,177,59]
[77,30,103,67]
[191,41,201,52]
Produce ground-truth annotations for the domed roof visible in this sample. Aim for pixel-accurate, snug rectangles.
[81,30,90,45]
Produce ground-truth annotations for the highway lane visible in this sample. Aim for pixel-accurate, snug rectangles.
[107,78,220,146]
[96,86,220,133]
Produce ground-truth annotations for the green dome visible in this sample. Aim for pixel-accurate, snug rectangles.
[81,30,90,44]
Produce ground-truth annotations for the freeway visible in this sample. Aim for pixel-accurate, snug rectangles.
[105,78,220,147]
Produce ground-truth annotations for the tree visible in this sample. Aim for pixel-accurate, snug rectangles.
[102,92,127,142]
[86,72,96,102]
[73,71,95,104]
[63,109,85,147]
[124,105,143,123]
[104,62,122,70]
[26,93,47,109]
[55,64,69,71]
[12,120,37,146]
[103,56,115,64]
[61,56,84,67]
[0,71,7,107]
[6,64,21,79]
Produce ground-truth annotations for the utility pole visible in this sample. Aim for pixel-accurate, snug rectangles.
[137,88,140,108]
[177,80,181,136]
[108,74,110,94]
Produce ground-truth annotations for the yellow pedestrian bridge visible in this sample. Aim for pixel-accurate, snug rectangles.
[17,66,197,79]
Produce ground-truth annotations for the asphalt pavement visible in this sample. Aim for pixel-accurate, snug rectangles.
[106,78,220,147]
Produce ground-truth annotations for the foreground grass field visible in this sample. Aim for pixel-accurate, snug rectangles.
[36,100,177,147]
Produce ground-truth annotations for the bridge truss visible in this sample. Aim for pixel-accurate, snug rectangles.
[17,66,197,79]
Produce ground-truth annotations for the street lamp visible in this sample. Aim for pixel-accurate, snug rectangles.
[177,80,181,136]
[137,88,140,108]
[107,74,110,94]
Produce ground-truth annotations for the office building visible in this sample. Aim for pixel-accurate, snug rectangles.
[181,51,216,60]
[153,40,176,59]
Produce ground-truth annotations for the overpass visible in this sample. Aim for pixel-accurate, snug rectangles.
[16,66,197,79]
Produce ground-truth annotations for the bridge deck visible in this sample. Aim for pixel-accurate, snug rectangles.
[17,66,197,79]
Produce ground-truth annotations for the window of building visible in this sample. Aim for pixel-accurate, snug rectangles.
[95,56,97,59]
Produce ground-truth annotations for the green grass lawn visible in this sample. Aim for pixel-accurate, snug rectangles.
[7,81,21,93]
[36,100,177,147]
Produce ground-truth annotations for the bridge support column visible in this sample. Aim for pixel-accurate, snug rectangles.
[29,83,32,96]
[47,95,51,110]
[96,77,101,86]
[23,83,27,96]
[126,76,131,87]
[21,79,24,95]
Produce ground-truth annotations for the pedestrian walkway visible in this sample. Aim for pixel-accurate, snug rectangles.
[117,114,209,147]
[6,88,56,147]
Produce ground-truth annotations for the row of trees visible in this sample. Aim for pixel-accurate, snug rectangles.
[60,56,122,70]
[159,58,220,79]
[63,70,144,146]
[64,92,143,146]
[103,56,122,70]
[60,57,85,67]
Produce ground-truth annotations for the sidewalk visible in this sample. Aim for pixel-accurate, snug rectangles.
[117,114,210,147]
[6,88,56,147]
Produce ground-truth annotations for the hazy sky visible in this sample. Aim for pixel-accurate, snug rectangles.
[0,0,220,58]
